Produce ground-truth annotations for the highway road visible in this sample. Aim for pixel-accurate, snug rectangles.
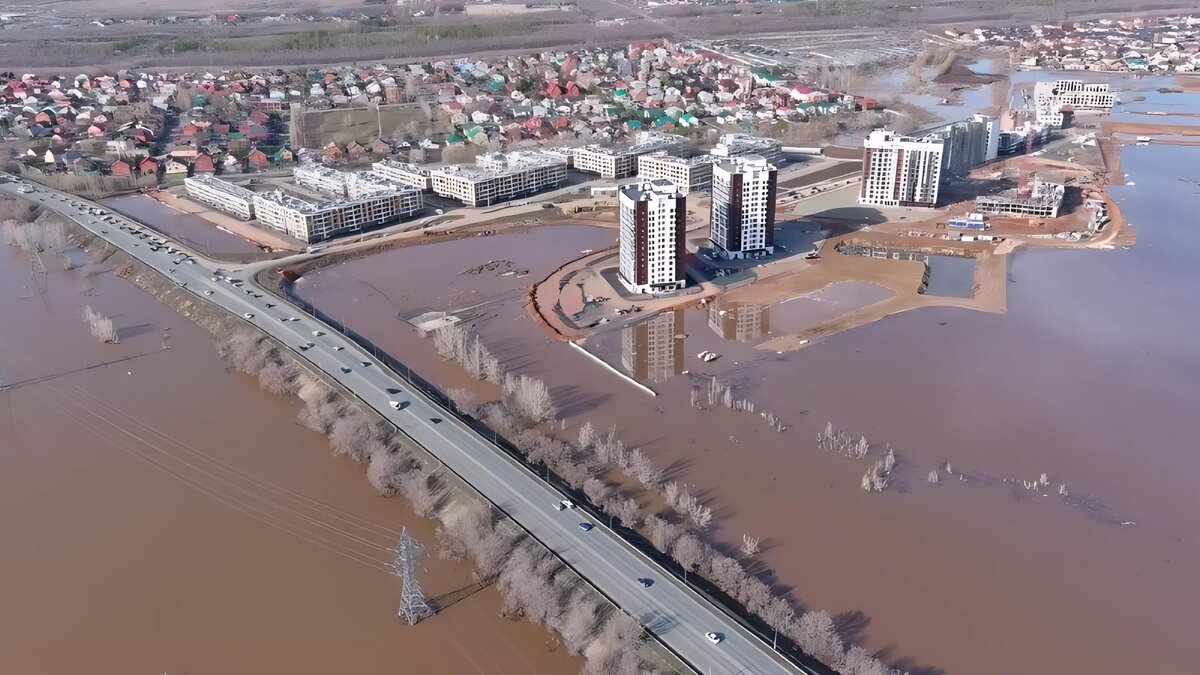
[1,176,807,675]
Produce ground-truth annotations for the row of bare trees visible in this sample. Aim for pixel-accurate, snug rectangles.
[437,499,648,670]
[215,326,649,671]
[472,387,905,674]
[393,324,904,673]
[431,324,555,424]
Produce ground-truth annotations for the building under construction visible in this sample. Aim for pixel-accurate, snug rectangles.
[975,173,1066,219]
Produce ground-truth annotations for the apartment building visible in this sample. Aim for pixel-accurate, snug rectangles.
[709,134,783,165]
[618,179,687,295]
[252,188,421,243]
[1033,80,1115,128]
[621,310,685,383]
[929,114,1001,177]
[183,174,256,220]
[430,150,566,206]
[371,159,433,191]
[573,131,686,179]
[293,164,349,196]
[636,152,713,194]
[859,129,944,208]
[709,155,777,260]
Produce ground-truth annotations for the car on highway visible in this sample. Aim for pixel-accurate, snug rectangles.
[637,578,653,588]
[332,345,344,351]
[388,400,406,410]
[705,632,722,645]
[360,361,371,367]
[243,313,254,319]
[300,342,315,350]
[578,522,594,532]
[340,366,351,373]
[560,499,575,510]
[204,290,213,295]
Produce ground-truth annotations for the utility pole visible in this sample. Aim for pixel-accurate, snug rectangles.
[391,527,433,625]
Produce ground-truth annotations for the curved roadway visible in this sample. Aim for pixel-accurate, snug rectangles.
[1,176,807,675]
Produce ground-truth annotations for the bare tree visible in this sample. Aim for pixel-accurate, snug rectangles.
[502,373,555,423]
[367,448,412,497]
[791,610,845,670]
[401,471,444,518]
[672,534,711,580]
[741,534,761,556]
[628,448,664,489]
[83,305,118,343]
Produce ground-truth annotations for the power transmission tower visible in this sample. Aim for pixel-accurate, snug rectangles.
[391,528,432,625]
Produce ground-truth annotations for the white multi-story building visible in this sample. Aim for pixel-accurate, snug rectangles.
[636,152,713,194]
[183,174,256,220]
[710,155,777,260]
[859,129,944,208]
[252,188,422,243]
[618,179,687,295]
[293,164,350,197]
[430,150,566,206]
[573,131,686,178]
[371,159,433,191]
[1033,80,1115,128]
[709,134,783,166]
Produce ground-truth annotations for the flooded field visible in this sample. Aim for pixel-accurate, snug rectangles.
[294,141,1200,674]
[0,232,577,674]
[100,193,264,256]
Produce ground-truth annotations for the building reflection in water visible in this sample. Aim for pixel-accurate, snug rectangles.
[621,309,685,383]
[707,300,770,342]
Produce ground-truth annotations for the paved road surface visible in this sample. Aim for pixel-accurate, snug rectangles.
[1,176,808,675]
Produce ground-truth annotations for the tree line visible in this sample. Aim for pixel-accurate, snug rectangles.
[424,325,909,675]
[215,326,657,673]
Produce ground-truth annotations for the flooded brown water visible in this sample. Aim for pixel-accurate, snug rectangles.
[295,144,1200,675]
[0,238,578,674]
[100,193,265,256]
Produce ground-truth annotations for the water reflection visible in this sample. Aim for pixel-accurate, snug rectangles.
[621,310,685,383]
[707,300,771,342]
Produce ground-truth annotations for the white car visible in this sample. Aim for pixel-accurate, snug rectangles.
[388,400,403,410]
[203,290,213,296]
[333,346,345,351]
[705,632,722,645]
[243,313,255,319]
[560,500,575,510]
[311,330,324,337]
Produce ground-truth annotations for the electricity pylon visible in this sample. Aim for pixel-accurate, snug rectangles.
[391,528,432,625]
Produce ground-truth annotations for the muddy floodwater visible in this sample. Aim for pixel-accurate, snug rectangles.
[296,141,1200,675]
[0,234,577,674]
[101,193,264,256]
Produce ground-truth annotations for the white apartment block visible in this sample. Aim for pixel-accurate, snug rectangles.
[252,188,421,243]
[618,179,687,295]
[430,150,566,207]
[371,159,433,191]
[183,174,256,220]
[636,152,713,194]
[709,134,783,166]
[573,131,686,179]
[710,155,777,260]
[293,164,349,197]
[1033,80,1115,128]
[859,129,944,208]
